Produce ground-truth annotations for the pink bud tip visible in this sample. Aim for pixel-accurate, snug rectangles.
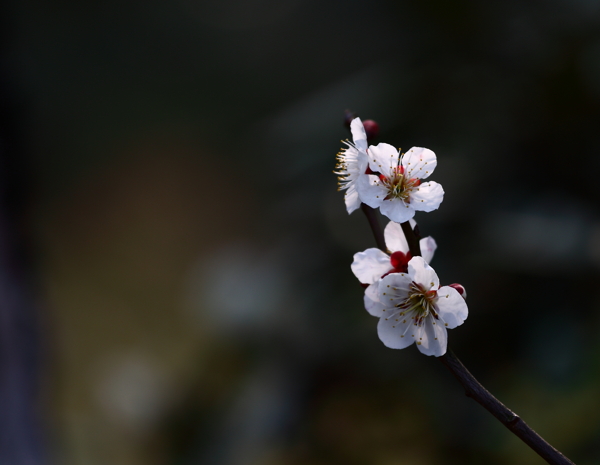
[362,120,380,141]
[449,283,467,300]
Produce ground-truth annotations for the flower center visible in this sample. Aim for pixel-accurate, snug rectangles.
[378,165,420,202]
[397,282,438,325]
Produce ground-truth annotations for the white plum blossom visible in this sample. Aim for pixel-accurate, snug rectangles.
[370,256,468,356]
[357,144,444,223]
[351,221,437,316]
[335,117,369,213]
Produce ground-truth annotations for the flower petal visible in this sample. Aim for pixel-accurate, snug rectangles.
[435,286,468,329]
[420,236,437,264]
[351,248,391,284]
[384,221,409,254]
[357,151,369,173]
[350,117,368,152]
[410,181,444,213]
[377,310,415,349]
[356,174,386,208]
[378,272,412,306]
[416,317,447,356]
[407,257,439,290]
[380,198,416,223]
[367,143,398,177]
[336,144,369,215]
[344,184,361,213]
[364,282,386,317]
[401,147,437,180]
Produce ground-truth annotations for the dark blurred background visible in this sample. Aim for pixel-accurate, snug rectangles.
[2,0,600,464]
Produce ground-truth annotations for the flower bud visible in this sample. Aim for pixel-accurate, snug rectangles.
[362,119,380,142]
[449,283,467,300]
[390,251,412,272]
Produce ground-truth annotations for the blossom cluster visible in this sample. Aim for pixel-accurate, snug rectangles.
[337,117,468,357]
[335,118,444,222]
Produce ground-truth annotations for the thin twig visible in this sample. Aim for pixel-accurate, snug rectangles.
[400,221,421,257]
[360,204,386,251]
[440,350,575,465]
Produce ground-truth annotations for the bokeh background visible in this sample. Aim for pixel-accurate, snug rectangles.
[2,0,600,464]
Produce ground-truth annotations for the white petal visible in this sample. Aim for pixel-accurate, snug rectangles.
[350,117,368,152]
[377,310,415,349]
[364,282,386,317]
[410,181,444,213]
[380,198,416,223]
[335,145,368,211]
[401,147,437,180]
[356,174,386,208]
[367,143,398,177]
[420,236,437,264]
[357,151,369,173]
[351,248,391,284]
[417,317,447,356]
[407,257,439,290]
[384,221,409,253]
[435,286,468,329]
[344,184,361,214]
[378,272,412,306]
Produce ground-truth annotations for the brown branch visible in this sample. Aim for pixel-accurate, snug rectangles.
[440,350,575,465]
[360,204,386,251]
[400,221,421,257]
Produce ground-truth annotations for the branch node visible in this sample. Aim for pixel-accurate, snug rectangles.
[508,415,520,426]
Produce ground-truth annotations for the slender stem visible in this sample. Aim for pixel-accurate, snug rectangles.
[400,221,421,257]
[364,212,575,465]
[360,204,386,251]
[440,350,575,465]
